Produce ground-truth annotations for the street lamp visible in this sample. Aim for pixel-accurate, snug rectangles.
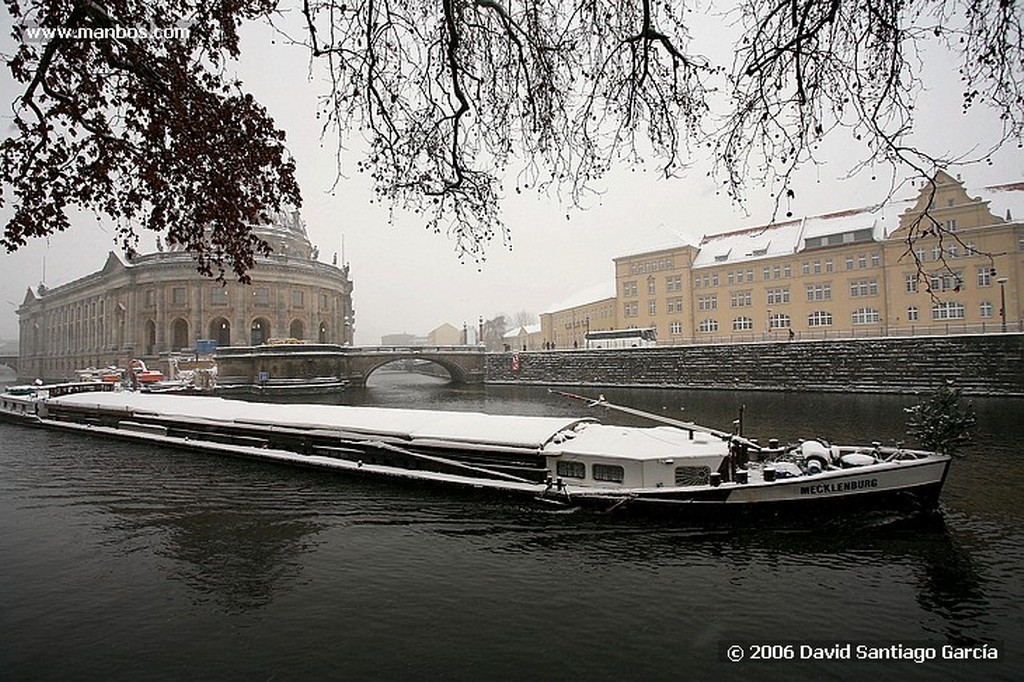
[997,277,1009,333]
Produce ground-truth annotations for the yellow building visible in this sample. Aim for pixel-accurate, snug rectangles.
[540,282,617,349]
[548,172,1022,347]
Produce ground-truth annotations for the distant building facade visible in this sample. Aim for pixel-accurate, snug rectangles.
[17,212,354,381]
[543,172,1022,348]
[504,324,543,351]
[380,333,425,346]
[428,323,461,346]
[539,282,618,350]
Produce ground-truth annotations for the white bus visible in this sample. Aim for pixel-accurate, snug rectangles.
[584,327,657,349]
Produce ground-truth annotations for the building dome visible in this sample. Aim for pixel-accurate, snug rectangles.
[253,210,314,260]
[162,210,315,260]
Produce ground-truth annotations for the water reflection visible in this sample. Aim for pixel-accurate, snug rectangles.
[2,428,328,613]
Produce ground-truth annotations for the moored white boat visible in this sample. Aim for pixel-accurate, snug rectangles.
[0,385,952,518]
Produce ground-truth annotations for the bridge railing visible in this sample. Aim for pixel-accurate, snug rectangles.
[352,345,485,354]
[215,344,485,357]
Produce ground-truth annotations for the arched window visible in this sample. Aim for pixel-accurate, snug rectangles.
[289,319,305,340]
[851,308,880,325]
[932,301,965,320]
[808,311,833,327]
[171,318,189,350]
[319,321,328,343]
[732,316,753,331]
[251,317,271,345]
[145,319,156,355]
[698,319,718,333]
[209,317,231,347]
[769,313,791,329]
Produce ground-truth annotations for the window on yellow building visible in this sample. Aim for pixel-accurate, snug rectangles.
[808,311,833,326]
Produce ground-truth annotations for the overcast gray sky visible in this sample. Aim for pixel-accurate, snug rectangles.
[1,6,1021,345]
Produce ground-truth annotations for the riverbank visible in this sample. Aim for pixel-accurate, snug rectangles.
[485,333,1024,396]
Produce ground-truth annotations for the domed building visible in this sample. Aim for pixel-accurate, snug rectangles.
[16,212,354,382]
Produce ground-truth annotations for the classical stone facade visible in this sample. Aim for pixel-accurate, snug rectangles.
[544,172,1023,347]
[16,212,354,381]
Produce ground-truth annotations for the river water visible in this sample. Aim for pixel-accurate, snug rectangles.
[1,371,1021,680]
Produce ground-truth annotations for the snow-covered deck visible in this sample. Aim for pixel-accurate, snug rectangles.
[46,391,732,462]
[46,392,594,450]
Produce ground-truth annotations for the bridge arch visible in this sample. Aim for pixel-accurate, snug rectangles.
[360,354,470,384]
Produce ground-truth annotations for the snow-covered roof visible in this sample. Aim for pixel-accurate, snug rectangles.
[692,219,805,269]
[548,424,727,461]
[504,324,541,338]
[45,391,730,462]
[49,391,590,449]
[976,181,1024,223]
[544,281,616,313]
[691,201,915,269]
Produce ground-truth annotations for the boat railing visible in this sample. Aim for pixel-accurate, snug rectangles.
[47,382,116,398]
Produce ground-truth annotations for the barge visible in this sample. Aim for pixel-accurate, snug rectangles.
[0,384,951,517]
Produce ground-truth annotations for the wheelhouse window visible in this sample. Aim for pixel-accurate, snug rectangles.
[592,464,625,483]
[556,460,585,479]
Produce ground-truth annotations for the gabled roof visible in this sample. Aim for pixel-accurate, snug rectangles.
[504,324,541,338]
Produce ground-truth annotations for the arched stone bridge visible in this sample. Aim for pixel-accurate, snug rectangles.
[0,355,17,374]
[215,344,486,389]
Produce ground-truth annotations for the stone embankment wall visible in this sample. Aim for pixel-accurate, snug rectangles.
[485,334,1024,396]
